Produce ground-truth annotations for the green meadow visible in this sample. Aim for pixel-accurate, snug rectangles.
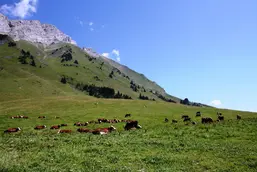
[0,96,257,172]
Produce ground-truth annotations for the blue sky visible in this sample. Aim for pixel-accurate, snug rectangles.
[1,0,257,112]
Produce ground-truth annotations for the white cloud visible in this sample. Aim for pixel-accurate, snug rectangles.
[102,49,121,62]
[89,22,93,26]
[112,49,120,57]
[210,100,222,106]
[90,28,94,31]
[0,0,38,19]
[79,21,83,26]
[102,53,109,58]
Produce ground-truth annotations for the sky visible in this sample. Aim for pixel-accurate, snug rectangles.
[1,0,257,112]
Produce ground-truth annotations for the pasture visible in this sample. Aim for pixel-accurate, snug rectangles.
[0,96,257,172]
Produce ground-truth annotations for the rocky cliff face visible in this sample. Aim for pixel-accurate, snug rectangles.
[0,13,76,46]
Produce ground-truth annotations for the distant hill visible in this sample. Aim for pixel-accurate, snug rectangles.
[0,13,208,107]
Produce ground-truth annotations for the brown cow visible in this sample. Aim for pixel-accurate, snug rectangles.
[218,116,224,121]
[58,129,72,133]
[237,115,241,120]
[4,127,21,133]
[60,124,68,127]
[21,116,29,119]
[202,117,213,124]
[125,114,131,118]
[196,111,201,117]
[77,128,92,133]
[74,122,84,126]
[50,125,61,129]
[34,125,46,130]
[91,126,117,135]
[124,121,142,130]
[172,119,178,123]
[38,116,46,119]
[98,118,108,123]
[181,115,189,119]
[183,117,191,122]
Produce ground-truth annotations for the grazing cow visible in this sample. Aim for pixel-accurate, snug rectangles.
[55,116,60,119]
[10,116,19,119]
[77,128,92,133]
[181,115,189,119]
[4,127,21,133]
[172,119,178,123]
[58,129,72,133]
[183,117,191,122]
[38,116,46,119]
[22,116,29,119]
[60,124,68,127]
[201,117,213,124]
[125,114,131,118]
[196,111,201,117]
[92,126,117,135]
[124,120,142,130]
[74,122,84,126]
[164,118,169,122]
[50,125,61,129]
[237,115,242,120]
[218,116,224,121]
[88,120,96,124]
[34,125,46,130]
[98,118,108,123]
[84,122,89,126]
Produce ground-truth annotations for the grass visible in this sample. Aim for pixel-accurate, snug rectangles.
[1,40,257,171]
[0,96,257,172]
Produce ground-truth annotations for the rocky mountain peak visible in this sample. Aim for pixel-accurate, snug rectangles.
[0,13,76,46]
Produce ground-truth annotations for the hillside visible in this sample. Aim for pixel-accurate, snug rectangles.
[0,36,179,103]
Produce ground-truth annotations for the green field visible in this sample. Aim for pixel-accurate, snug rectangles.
[1,38,257,171]
[1,96,257,172]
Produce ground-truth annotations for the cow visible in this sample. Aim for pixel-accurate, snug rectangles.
[4,127,21,133]
[10,116,19,119]
[218,116,224,121]
[124,120,142,130]
[58,130,72,133]
[34,125,46,130]
[125,114,131,118]
[164,118,169,122]
[55,116,60,119]
[50,125,61,129]
[60,124,68,127]
[21,116,29,119]
[196,111,201,117]
[183,117,191,122]
[172,119,178,123]
[91,126,117,135]
[38,116,46,119]
[202,117,213,124]
[181,115,189,119]
[98,118,108,123]
[77,128,92,133]
[237,115,241,120]
[74,122,84,126]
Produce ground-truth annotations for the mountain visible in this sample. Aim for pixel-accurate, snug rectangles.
[0,13,207,106]
[0,13,76,46]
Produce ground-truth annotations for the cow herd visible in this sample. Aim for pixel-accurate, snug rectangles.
[4,111,242,134]
[165,111,242,125]
[4,114,142,135]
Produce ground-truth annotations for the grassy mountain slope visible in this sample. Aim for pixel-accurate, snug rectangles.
[0,37,179,102]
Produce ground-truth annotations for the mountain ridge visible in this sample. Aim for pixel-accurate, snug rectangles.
[0,13,209,106]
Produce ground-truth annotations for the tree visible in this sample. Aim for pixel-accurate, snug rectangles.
[60,77,67,84]
[74,60,79,64]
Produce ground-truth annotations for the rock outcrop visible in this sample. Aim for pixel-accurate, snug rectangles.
[82,47,101,58]
[0,13,76,46]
